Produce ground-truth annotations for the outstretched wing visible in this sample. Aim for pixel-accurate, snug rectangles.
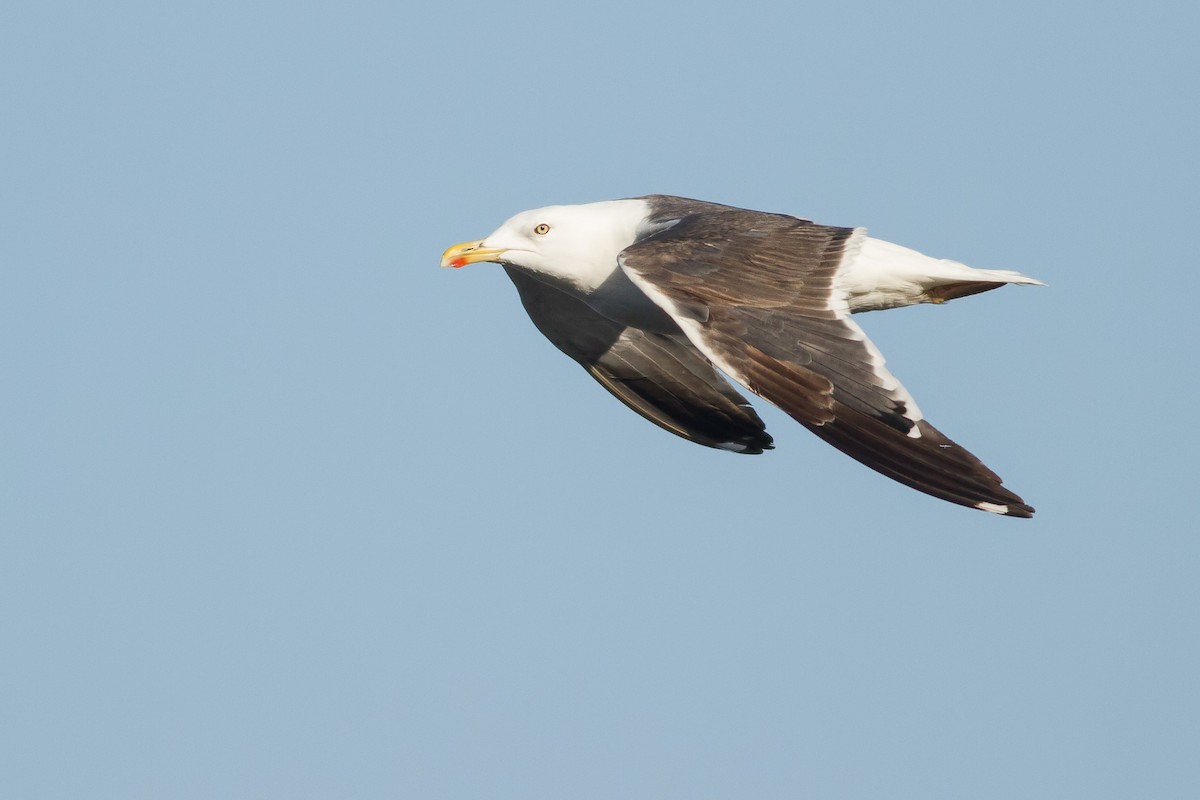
[617,203,1033,516]
[503,266,773,454]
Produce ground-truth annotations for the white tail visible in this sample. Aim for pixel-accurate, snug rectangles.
[839,232,1044,313]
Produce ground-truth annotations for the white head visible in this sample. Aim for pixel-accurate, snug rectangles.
[441,199,652,292]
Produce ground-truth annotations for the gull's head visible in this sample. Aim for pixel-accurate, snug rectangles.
[441,199,652,291]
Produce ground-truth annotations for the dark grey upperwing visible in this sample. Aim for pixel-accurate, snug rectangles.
[618,198,1033,516]
[503,266,773,454]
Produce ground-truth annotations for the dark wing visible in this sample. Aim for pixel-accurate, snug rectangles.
[503,267,773,454]
[618,205,1033,517]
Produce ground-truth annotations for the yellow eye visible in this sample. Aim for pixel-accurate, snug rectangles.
[533,223,551,235]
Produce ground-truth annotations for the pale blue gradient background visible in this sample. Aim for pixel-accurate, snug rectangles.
[3,1,1198,798]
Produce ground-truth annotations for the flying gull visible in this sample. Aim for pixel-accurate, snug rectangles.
[441,195,1042,517]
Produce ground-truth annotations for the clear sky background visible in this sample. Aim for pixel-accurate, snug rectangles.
[3,1,1198,798]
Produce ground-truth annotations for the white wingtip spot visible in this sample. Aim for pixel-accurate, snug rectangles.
[976,501,1009,515]
[717,441,749,452]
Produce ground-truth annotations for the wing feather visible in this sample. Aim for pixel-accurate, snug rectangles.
[503,267,773,454]
[619,199,1033,516]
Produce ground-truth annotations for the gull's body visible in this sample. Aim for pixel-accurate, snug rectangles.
[443,195,1042,517]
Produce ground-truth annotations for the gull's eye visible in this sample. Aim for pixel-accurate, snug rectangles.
[533,223,551,236]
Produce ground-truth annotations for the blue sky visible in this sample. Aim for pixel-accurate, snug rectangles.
[3,1,1198,798]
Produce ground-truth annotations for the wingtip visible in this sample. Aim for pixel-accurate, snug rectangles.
[715,432,775,455]
[977,500,1036,519]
